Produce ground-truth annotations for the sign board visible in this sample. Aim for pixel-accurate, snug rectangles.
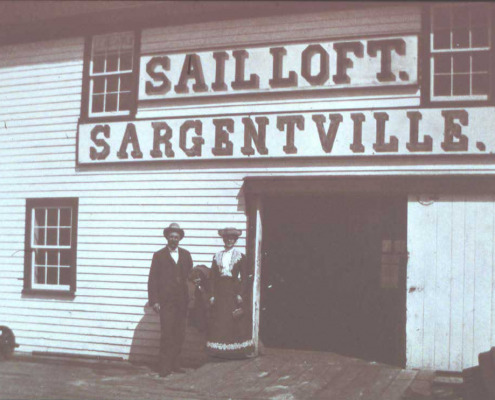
[139,36,418,101]
[78,107,494,165]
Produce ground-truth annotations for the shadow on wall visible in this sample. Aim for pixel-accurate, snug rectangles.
[128,290,209,369]
[128,305,159,368]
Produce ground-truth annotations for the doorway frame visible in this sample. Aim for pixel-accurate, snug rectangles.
[244,174,495,358]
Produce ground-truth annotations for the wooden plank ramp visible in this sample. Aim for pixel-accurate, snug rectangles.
[164,348,418,399]
[0,348,420,400]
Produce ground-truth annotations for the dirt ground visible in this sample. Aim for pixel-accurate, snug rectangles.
[0,348,452,400]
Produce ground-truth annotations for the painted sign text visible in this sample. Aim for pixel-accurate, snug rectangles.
[139,36,418,100]
[78,108,494,165]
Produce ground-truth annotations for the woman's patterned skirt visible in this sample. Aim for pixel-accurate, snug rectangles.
[206,277,254,358]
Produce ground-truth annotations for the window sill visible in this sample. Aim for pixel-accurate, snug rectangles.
[22,288,75,299]
[430,96,489,102]
[79,114,134,124]
[423,98,493,108]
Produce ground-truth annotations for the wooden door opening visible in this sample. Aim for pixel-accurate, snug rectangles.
[259,194,407,367]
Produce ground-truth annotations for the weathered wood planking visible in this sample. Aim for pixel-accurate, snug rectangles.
[0,347,423,400]
[0,3,493,369]
[407,197,434,369]
[463,199,480,368]
[407,196,434,368]
[434,198,453,370]
[138,6,421,119]
[4,322,160,342]
[2,313,158,329]
[473,199,493,363]
[0,233,247,245]
[407,195,495,371]
[1,306,156,323]
[450,198,466,371]
[142,5,421,53]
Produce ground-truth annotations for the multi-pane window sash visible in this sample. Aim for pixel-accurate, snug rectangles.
[31,207,73,290]
[88,31,135,117]
[430,4,491,101]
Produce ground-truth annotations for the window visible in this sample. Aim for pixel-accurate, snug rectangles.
[87,31,136,118]
[430,3,492,102]
[24,198,78,294]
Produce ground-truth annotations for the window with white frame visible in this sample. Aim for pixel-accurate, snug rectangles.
[430,3,492,101]
[24,198,78,293]
[88,31,136,117]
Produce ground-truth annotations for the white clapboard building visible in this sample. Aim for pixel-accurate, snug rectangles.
[1,1,494,372]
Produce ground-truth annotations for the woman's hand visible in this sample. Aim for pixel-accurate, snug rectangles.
[209,297,215,306]
[152,303,161,313]
[193,278,203,292]
[236,295,243,305]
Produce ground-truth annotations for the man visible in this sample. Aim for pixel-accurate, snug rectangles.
[148,223,193,377]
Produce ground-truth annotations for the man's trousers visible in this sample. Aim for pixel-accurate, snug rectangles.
[159,302,187,372]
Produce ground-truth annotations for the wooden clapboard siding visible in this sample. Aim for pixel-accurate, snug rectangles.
[0,138,77,150]
[138,5,421,119]
[0,34,166,361]
[0,98,81,114]
[0,3,493,370]
[4,278,149,295]
[434,199,453,370]
[407,195,495,371]
[473,201,494,365]
[17,343,156,357]
[449,199,466,371]
[1,307,156,323]
[0,233,246,245]
[0,272,151,286]
[0,180,244,191]
[0,197,239,205]
[141,5,421,54]
[3,299,152,316]
[0,63,83,82]
[0,233,247,247]
[0,123,78,135]
[2,317,158,337]
[12,336,158,355]
[0,117,79,132]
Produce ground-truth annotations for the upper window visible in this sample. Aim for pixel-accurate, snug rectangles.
[87,31,136,118]
[24,198,78,294]
[430,3,492,102]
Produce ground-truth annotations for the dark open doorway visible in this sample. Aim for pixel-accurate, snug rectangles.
[259,194,407,367]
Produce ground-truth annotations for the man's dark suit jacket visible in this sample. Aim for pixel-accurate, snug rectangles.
[148,247,193,307]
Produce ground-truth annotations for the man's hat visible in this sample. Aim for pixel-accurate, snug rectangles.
[218,227,242,238]
[163,223,185,239]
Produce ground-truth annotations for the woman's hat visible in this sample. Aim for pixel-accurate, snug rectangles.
[218,227,242,238]
[163,223,185,239]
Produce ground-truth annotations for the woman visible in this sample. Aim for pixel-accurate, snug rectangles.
[206,227,254,358]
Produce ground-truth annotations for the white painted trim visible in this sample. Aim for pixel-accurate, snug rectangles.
[251,196,263,355]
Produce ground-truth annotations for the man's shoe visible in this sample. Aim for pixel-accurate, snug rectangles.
[159,369,171,378]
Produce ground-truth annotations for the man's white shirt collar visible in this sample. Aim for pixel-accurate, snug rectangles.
[168,246,179,263]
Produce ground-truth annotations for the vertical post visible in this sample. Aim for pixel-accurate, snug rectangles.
[251,195,263,354]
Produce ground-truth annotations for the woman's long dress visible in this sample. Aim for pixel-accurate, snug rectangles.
[206,248,254,358]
